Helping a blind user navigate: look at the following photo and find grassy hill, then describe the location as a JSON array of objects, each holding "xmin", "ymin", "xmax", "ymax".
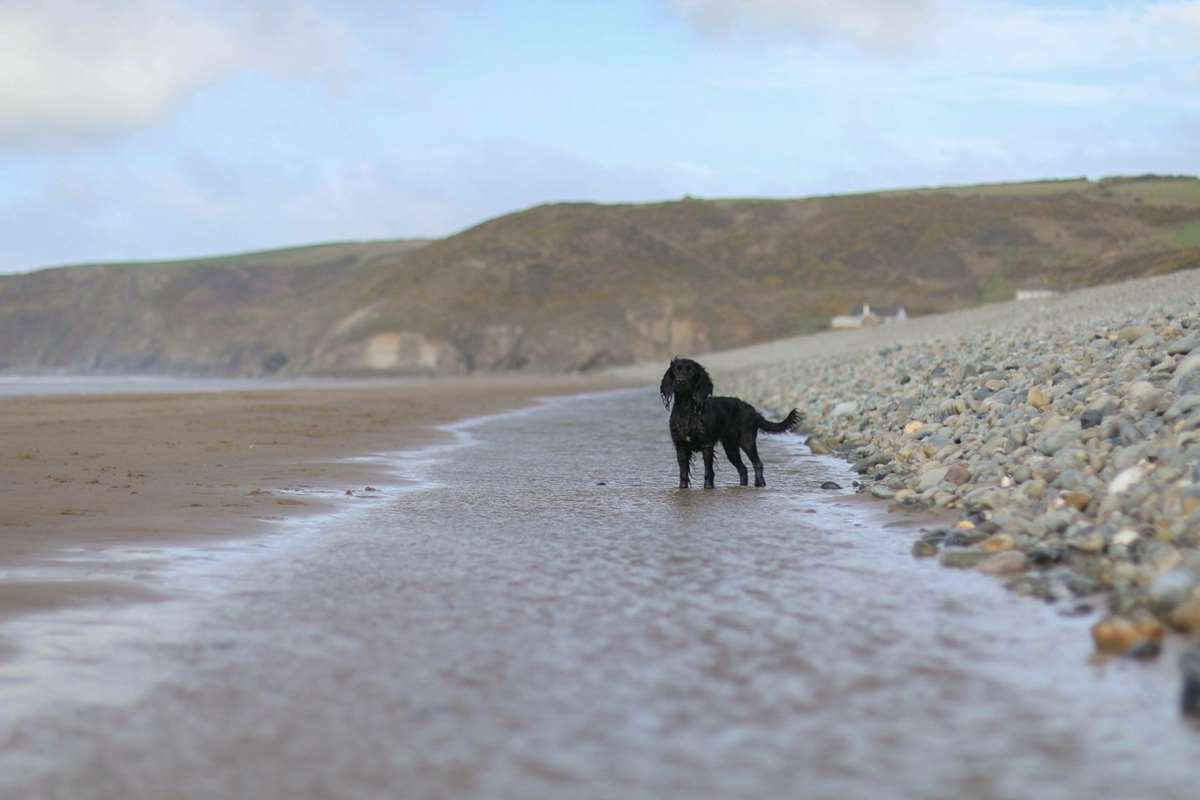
[{"xmin": 2, "ymin": 176, "xmax": 1198, "ymax": 376}]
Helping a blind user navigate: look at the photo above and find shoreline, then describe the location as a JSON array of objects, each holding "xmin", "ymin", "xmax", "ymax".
[
  {"xmin": 0, "ymin": 374, "xmax": 624, "ymax": 625},
  {"xmin": 723, "ymin": 269, "xmax": 1200, "ymax": 671}
]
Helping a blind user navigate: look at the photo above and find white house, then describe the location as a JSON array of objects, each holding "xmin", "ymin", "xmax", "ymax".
[
  {"xmin": 1015, "ymin": 288, "xmax": 1058, "ymax": 301},
  {"xmin": 831, "ymin": 302, "xmax": 908, "ymax": 330}
]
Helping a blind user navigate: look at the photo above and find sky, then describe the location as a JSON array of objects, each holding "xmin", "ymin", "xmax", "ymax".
[{"xmin": 1, "ymin": 0, "xmax": 1198, "ymax": 273}]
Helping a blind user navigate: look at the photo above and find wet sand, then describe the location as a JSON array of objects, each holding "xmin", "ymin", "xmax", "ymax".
[
  {"xmin": 4, "ymin": 388, "xmax": 1196, "ymax": 799},
  {"xmin": 0, "ymin": 375, "xmax": 619, "ymax": 621}
]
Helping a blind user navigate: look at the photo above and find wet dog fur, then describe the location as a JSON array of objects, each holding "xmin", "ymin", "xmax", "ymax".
[{"xmin": 660, "ymin": 357, "xmax": 799, "ymax": 488}]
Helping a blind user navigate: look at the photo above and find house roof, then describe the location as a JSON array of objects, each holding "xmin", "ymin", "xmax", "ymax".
[{"xmin": 851, "ymin": 303, "xmax": 905, "ymax": 317}]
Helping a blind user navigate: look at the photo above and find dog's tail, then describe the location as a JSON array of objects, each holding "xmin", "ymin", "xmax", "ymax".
[{"xmin": 757, "ymin": 408, "xmax": 800, "ymax": 434}]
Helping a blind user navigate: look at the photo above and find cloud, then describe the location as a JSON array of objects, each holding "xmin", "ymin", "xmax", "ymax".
[
  {"xmin": 692, "ymin": 1, "xmax": 1200, "ymax": 117},
  {"xmin": 664, "ymin": 0, "xmax": 936, "ymax": 52},
  {"xmin": 667, "ymin": 1, "xmax": 1200, "ymax": 70},
  {"xmin": 0, "ymin": 0, "xmax": 350, "ymax": 148}
]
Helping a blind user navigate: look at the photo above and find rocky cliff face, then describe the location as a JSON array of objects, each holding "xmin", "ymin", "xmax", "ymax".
[{"xmin": 3, "ymin": 177, "xmax": 1199, "ymax": 377}]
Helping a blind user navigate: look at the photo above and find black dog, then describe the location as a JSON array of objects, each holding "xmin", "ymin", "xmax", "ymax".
[{"xmin": 660, "ymin": 357, "xmax": 799, "ymax": 488}]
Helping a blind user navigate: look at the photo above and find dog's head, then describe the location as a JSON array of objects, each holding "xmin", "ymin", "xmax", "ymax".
[{"xmin": 659, "ymin": 356, "xmax": 713, "ymax": 410}]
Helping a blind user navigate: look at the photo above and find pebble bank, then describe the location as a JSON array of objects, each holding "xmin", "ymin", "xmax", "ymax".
[{"xmin": 727, "ymin": 269, "xmax": 1200, "ymax": 711}]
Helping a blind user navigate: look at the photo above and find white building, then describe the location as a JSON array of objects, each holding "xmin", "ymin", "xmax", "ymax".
[
  {"xmin": 830, "ymin": 302, "xmax": 908, "ymax": 330},
  {"xmin": 1015, "ymin": 289, "xmax": 1058, "ymax": 301}
]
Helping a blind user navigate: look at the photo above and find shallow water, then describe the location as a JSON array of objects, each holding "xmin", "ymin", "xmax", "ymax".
[{"xmin": 1, "ymin": 388, "xmax": 1197, "ymax": 799}]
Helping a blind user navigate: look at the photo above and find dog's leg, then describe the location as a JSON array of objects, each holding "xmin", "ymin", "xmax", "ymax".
[
  {"xmin": 702, "ymin": 446, "xmax": 716, "ymax": 489},
  {"xmin": 744, "ymin": 439, "xmax": 766, "ymax": 488},
  {"xmin": 722, "ymin": 439, "xmax": 749, "ymax": 486},
  {"xmin": 676, "ymin": 445, "xmax": 691, "ymax": 488}
]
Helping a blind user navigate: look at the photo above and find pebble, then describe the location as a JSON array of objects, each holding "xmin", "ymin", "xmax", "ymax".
[
  {"xmin": 1127, "ymin": 381, "xmax": 1162, "ymax": 412},
  {"xmin": 1062, "ymin": 491, "xmax": 1091, "ymax": 511},
  {"xmin": 1090, "ymin": 612, "xmax": 1163, "ymax": 655},
  {"xmin": 1108, "ymin": 466, "xmax": 1145, "ymax": 495},
  {"xmin": 944, "ymin": 463, "xmax": 971, "ymax": 485},
  {"xmin": 1168, "ymin": 599, "xmax": 1200, "ymax": 633},
  {"xmin": 912, "ymin": 539, "xmax": 939, "ymax": 558},
  {"xmin": 806, "ymin": 437, "xmax": 834, "ymax": 455},
  {"xmin": 1066, "ymin": 529, "xmax": 1105, "ymax": 554},
  {"xmin": 1168, "ymin": 335, "xmax": 1199, "ymax": 355},
  {"xmin": 1147, "ymin": 567, "xmax": 1198, "ymax": 612},
  {"xmin": 977, "ymin": 550, "xmax": 1028, "ymax": 574},
  {"xmin": 1027, "ymin": 386, "xmax": 1052, "ymax": 410},
  {"xmin": 917, "ymin": 466, "xmax": 949, "ymax": 491},
  {"xmin": 980, "ymin": 533, "xmax": 1016, "ymax": 552},
  {"xmin": 831, "ymin": 401, "xmax": 859, "ymax": 418},
  {"xmin": 940, "ymin": 548, "xmax": 991, "ymax": 568}
]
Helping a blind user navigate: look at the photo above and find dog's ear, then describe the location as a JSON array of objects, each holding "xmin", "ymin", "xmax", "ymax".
[
  {"xmin": 660, "ymin": 363, "xmax": 675, "ymax": 409},
  {"xmin": 693, "ymin": 363, "xmax": 713, "ymax": 406}
]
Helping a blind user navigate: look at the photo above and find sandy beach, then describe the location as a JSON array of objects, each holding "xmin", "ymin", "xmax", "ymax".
[
  {"xmin": 5, "ymin": 377, "xmax": 1197, "ymax": 799},
  {"xmin": 0, "ymin": 374, "xmax": 619, "ymax": 621}
]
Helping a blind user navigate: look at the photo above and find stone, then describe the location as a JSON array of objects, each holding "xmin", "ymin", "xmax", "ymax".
[
  {"xmin": 1040, "ymin": 509, "xmax": 1074, "ymax": 533},
  {"xmin": 944, "ymin": 529, "xmax": 989, "ymax": 547},
  {"xmin": 1028, "ymin": 544, "xmax": 1065, "ymax": 565},
  {"xmin": 912, "ymin": 539, "xmax": 939, "ymax": 558},
  {"xmin": 869, "ymin": 485, "xmax": 895, "ymax": 499},
  {"xmin": 979, "ymin": 533, "xmax": 1016, "ymax": 552},
  {"xmin": 1038, "ymin": 420, "xmax": 1082, "ymax": 456},
  {"xmin": 1117, "ymin": 324, "xmax": 1153, "ymax": 342},
  {"xmin": 1063, "ymin": 572, "xmax": 1103, "ymax": 597},
  {"xmin": 1127, "ymin": 381, "xmax": 1162, "ymax": 413},
  {"xmin": 1067, "ymin": 529, "xmax": 1105, "ymax": 553},
  {"xmin": 1080, "ymin": 408, "xmax": 1104, "ymax": 429},
  {"xmin": 1090, "ymin": 613, "xmax": 1164, "ymax": 655},
  {"xmin": 1147, "ymin": 566, "xmax": 1199, "ymax": 612},
  {"xmin": 917, "ymin": 466, "xmax": 949, "ymax": 491},
  {"xmin": 1144, "ymin": 543, "xmax": 1183, "ymax": 578},
  {"xmin": 903, "ymin": 420, "xmax": 924, "ymax": 437},
  {"xmin": 1164, "ymin": 393, "xmax": 1200, "ymax": 421},
  {"xmin": 831, "ymin": 401, "xmax": 860, "ymax": 418},
  {"xmin": 1027, "ymin": 385, "xmax": 1052, "ymax": 410},
  {"xmin": 1062, "ymin": 491, "xmax": 1092, "ymax": 511},
  {"xmin": 1169, "ymin": 353, "xmax": 1200, "ymax": 392},
  {"xmin": 1168, "ymin": 599, "xmax": 1200, "ymax": 633},
  {"xmin": 964, "ymin": 486, "xmax": 1010, "ymax": 511},
  {"xmin": 1167, "ymin": 335, "xmax": 1200, "ymax": 355},
  {"xmin": 939, "ymin": 548, "xmax": 991, "ymax": 568},
  {"xmin": 1108, "ymin": 465, "xmax": 1146, "ymax": 494},
  {"xmin": 977, "ymin": 550, "xmax": 1028, "ymax": 574},
  {"xmin": 944, "ymin": 463, "xmax": 972, "ymax": 485},
  {"xmin": 807, "ymin": 437, "xmax": 834, "ymax": 455},
  {"xmin": 1111, "ymin": 528, "xmax": 1140, "ymax": 547}
]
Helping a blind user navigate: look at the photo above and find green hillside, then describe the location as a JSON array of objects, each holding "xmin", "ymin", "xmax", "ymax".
[{"xmin": 1, "ymin": 176, "xmax": 1198, "ymax": 376}]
